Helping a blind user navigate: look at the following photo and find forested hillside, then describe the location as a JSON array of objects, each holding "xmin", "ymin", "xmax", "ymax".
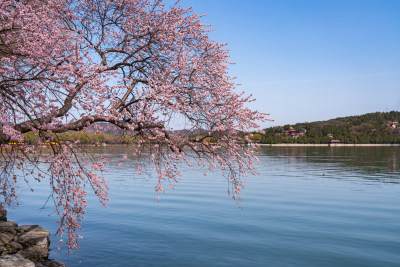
[
  {"xmin": 21, "ymin": 112, "xmax": 400, "ymax": 145},
  {"xmin": 254, "ymin": 111, "xmax": 400, "ymax": 144}
]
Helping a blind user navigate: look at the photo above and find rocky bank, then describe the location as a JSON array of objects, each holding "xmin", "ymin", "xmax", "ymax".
[{"xmin": 0, "ymin": 207, "xmax": 65, "ymax": 267}]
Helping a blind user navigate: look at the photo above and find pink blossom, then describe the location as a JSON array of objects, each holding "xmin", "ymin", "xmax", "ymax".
[{"xmin": 0, "ymin": 0, "xmax": 268, "ymax": 252}]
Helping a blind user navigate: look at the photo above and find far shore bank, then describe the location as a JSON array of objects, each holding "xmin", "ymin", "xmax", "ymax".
[{"xmin": 258, "ymin": 143, "xmax": 400, "ymax": 147}]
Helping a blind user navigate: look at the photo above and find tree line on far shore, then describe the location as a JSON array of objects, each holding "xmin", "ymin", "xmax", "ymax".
[
  {"xmin": 252, "ymin": 111, "xmax": 400, "ymax": 144},
  {"xmin": 23, "ymin": 131, "xmax": 140, "ymax": 145},
  {"xmin": 20, "ymin": 111, "xmax": 400, "ymax": 146}
]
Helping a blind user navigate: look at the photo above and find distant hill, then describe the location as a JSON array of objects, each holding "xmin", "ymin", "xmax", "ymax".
[
  {"xmin": 86, "ymin": 122, "xmax": 124, "ymax": 134},
  {"xmin": 24, "ymin": 123, "xmax": 208, "ymax": 145},
  {"xmin": 253, "ymin": 111, "xmax": 400, "ymax": 144}
]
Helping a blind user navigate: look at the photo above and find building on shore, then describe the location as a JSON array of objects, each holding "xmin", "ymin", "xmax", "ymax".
[{"xmin": 329, "ymin": 140, "xmax": 341, "ymax": 146}]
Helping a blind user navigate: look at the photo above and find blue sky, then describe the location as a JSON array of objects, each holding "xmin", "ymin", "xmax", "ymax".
[{"xmin": 176, "ymin": 0, "xmax": 400, "ymax": 127}]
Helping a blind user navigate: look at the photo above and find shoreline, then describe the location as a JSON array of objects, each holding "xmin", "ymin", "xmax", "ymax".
[
  {"xmin": 258, "ymin": 143, "xmax": 400, "ymax": 147},
  {"xmin": 0, "ymin": 207, "xmax": 65, "ymax": 267}
]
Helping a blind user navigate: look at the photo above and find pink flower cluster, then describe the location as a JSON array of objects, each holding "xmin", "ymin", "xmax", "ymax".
[{"xmin": 0, "ymin": 0, "xmax": 268, "ymax": 251}]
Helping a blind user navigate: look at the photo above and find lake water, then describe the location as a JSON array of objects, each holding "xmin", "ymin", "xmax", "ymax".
[{"xmin": 7, "ymin": 146, "xmax": 400, "ymax": 266}]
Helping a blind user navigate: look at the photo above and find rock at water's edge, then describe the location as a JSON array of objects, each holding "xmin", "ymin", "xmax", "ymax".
[
  {"xmin": 0, "ymin": 222, "xmax": 18, "ymax": 236},
  {"xmin": 0, "ymin": 254, "xmax": 35, "ymax": 267},
  {"xmin": 35, "ymin": 259, "xmax": 66, "ymax": 267},
  {"xmin": 0, "ymin": 212, "xmax": 64, "ymax": 266},
  {"xmin": 0, "ymin": 205, "xmax": 7, "ymax": 222},
  {"xmin": 0, "ymin": 233, "xmax": 14, "ymax": 247},
  {"xmin": 16, "ymin": 225, "xmax": 50, "ymax": 262},
  {"xmin": 3, "ymin": 242, "xmax": 22, "ymax": 255}
]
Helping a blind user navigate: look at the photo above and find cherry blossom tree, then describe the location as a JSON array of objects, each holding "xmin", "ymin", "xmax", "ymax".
[{"xmin": 1, "ymin": 0, "xmax": 267, "ymax": 250}]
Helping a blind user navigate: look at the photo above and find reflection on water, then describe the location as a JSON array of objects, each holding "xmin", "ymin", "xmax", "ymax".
[
  {"xmin": 6, "ymin": 146, "xmax": 400, "ymax": 267},
  {"xmin": 85, "ymin": 145, "xmax": 400, "ymax": 174},
  {"xmin": 257, "ymin": 146, "xmax": 400, "ymax": 183}
]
